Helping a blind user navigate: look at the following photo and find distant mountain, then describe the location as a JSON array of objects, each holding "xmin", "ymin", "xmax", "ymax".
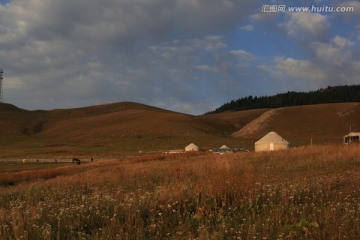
[{"xmin": 208, "ymin": 85, "xmax": 360, "ymax": 113}]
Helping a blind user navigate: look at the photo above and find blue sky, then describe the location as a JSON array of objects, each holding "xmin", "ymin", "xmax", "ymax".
[{"xmin": 0, "ymin": 0, "xmax": 359, "ymax": 114}]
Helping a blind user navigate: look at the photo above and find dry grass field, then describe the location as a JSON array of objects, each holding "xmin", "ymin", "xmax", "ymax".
[{"xmin": 1, "ymin": 145, "xmax": 359, "ymax": 239}]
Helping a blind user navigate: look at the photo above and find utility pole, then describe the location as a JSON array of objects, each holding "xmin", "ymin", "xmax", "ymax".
[{"xmin": 0, "ymin": 68, "xmax": 3, "ymax": 102}]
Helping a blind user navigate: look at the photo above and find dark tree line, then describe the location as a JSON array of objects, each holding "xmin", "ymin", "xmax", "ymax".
[{"xmin": 208, "ymin": 85, "xmax": 360, "ymax": 114}]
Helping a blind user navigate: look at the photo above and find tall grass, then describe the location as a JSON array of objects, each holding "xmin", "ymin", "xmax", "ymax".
[{"xmin": 0, "ymin": 145, "xmax": 359, "ymax": 239}]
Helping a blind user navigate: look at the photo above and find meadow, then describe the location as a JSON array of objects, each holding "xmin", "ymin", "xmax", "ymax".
[{"xmin": 0, "ymin": 145, "xmax": 359, "ymax": 239}]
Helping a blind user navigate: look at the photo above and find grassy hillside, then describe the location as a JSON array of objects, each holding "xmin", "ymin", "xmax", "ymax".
[
  {"xmin": 232, "ymin": 102, "xmax": 360, "ymax": 146},
  {"xmin": 199, "ymin": 108, "xmax": 269, "ymax": 134},
  {"xmin": 0, "ymin": 102, "xmax": 261, "ymax": 158},
  {"xmin": 42, "ymin": 103, "xmax": 224, "ymax": 139},
  {"xmin": 1, "ymin": 145, "xmax": 359, "ymax": 239},
  {"xmin": 0, "ymin": 103, "xmax": 47, "ymax": 136},
  {"xmin": 0, "ymin": 101, "xmax": 359, "ymax": 158}
]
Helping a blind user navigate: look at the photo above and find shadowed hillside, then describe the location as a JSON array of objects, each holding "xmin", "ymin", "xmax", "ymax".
[
  {"xmin": 0, "ymin": 103, "xmax": 48, "ymax": 136},
  {"xmin": 40, "ymin": 102, "xmax": 261, "ymax": 139},
  {"xmin": 0, "ymin": 102, "xmax": 262, "ymax": 157},
  {"xmin": 0, "ymin": 102, "xmax": 218, "ymax": 138}
]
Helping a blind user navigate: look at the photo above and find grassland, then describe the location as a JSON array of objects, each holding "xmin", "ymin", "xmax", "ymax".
[
  {"xmin": 0, "ymin": 161, "xmax": 70, "ymax": 174},
  {"xmin": 2, "ymin": 101, "xmax": 359, "ymax": 158},
  {"xmin": 0, "ymin": 102, "xmax": 263, "ymax": 158},
  {"xmin": 232, "ymin": 103, "xmax": 360, "ymax": 146},
  {"xmin": 0, "ymin": 145, "xmax": 359, "ymax": 239}
]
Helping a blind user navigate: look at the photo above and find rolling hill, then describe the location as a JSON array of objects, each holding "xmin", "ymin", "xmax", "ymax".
[
  {"xmin": 0, "ymin": 101, "xmax": 359, "ymax": 157},
  {"xmin": 0, "ymin": 102, "xmax": 265, "ymax": 157},
  {"xmin": 232, "ymin": 102, "xmax": 360, "ymax": 145}
]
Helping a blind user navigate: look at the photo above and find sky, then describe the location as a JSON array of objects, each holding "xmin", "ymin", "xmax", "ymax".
[{"xmin": 0, "ymin": 0, "xmax": 359, "ymax": 115}]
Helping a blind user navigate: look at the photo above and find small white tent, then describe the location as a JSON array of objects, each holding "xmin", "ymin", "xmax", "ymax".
[
  {"xmin": 344, "ymin": 132, "xmax": 360, "ymax": 144},
  {"xmin": 185, "ymin": 143, "xmax": 199, "ymax": 152},
  {"xmin": 255, "ymin": 132, "xmax": 289, "ymax": 152},
  {"xmin": 220, "ymin": 145, "xmax": 229, "ymax": 149}
]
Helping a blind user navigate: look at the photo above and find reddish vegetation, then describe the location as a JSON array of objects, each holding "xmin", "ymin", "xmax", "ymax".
[{"xmin": 1, "ymin": 145, "xmax": 359, "ymax": 239}]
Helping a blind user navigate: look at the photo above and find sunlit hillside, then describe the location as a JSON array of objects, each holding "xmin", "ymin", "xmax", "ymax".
[{"xmin": 232, "ymin": 102, "xmax": 360, "ymax": 146}]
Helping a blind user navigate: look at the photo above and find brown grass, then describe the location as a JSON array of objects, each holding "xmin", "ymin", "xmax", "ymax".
[
  {"xmin": 1, "ymin": 102, "xmax": 359, "ymax": 158},
  {"xmin": 0, "ymin": 102, "xmax": 261, "ymax": 158},
  {"xmin": 234, "ymin": 102, "xmax": 360, "ymax": 145},
  {"xmin": 0, "ymin": 145, "xmax": 359, "ymax": 239}
]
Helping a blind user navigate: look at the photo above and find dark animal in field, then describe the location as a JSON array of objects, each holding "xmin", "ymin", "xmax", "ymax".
[{"xmin": 72, "ymin": 158, "xmax": 81, "ymax": 165}]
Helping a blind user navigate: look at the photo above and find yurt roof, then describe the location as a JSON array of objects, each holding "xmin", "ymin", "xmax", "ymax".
[
  {"xmin": 220, "ymin": 145, "xmax": 229, "ymax": 149},
  {"xmin": 255, "ymin": 132, "xmax": 289, "ymax": 144},
  {"xmin": 344, "ymin": 132, "xmax": 360, "ymax": 137},
  {"xmin": 186, "ymin": 143, "xmax": 198, "ymax": 148}
]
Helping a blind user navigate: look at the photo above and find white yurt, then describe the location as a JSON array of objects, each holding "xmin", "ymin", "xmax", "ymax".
[
  {"xmin": 255, "ymin": 132, "xmax": 289, "ymax": 152},
  {"xmin": 185, "ymin": 143, "xmax": 199, "ymax": 152}
]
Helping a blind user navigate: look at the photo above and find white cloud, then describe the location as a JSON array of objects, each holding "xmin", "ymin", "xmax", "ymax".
[
  {"xmin": 275, "ymin": 57, "xmax": 326, "ymax": 82},
  {"xmin": 282, "ymin": 12, "xmax": 329, "ymax": 39},
  {"xmin": 333, "ymin": 35, "xmax": 353, "ymax": 48},
  {"xmin": 239, "ymin": 24, "xmax": 253, "ymax": 31},
  {"xmin": 274, "ymin": 35, "xmax": 360, "ymax": 88},
  {"xmin": 202, "ymin": 35, "xmax": 228, "ymax": 51},
  {"xmin": 230, "ymin": 49, "xmax": 255, "ymax": 61}
]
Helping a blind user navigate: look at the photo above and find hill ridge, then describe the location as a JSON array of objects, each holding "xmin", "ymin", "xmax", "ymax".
[
  {"xmin": 209, "ymin": 85, "xmax": 360, "ymax": 113},
  {"xmin": 0, "ymin": 101, "xmax": 359, "ymax": 157}
]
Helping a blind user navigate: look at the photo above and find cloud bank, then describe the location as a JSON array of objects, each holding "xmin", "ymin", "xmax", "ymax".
[{"xmin": 0, "ymin": 0, "xmax": 359, "ymax": 114}]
